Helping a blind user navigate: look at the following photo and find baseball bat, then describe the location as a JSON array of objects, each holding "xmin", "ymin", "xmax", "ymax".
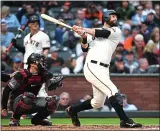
[
  {"xmin": 6, "ymin": 25, "xmax": 27, "ymax": 52},
  {"xmin": 41, "ymin": 14, "xmax": 72, "ymax": 30}
]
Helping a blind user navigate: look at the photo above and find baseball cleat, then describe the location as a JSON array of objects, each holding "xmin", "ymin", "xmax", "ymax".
[
  {"xmin": 31, "ymin": 118, "xmax": 52, "ymax": 126},
  {"xmin": 120, "ymin": 118, "xmax": 142, "ymax": 128},
  {"xmin": 66, "ymin": 106, "xmax": 81, "ymax": 127},
  {"xmin": 39, "ymin": 119, "xmax": 52, "ymax": 126},
  {"xmin": 9, "ymin": 118, "xmax": 20, "ymax": 126}
]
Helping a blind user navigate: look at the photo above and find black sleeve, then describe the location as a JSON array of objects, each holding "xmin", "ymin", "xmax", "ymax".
[
  {"xmin": 95, "ymin": 29, "xmax": 111, "ymax": 38},
  {"xmin": 13, "ymin": 44, "xmax": 25, "ymax": 54},
  {"xmin": 43, "ymin": 47, "xmax": 50, "ymax": 51},
  {"xmin": 81, "ymin": 44, "xmax": 89, "ymax": 52},
  {"xmin": 1, "ymin": 72, "xmax": 10, "ymax": 82},
  {"xmin": 1, "ymin": 85, "xmax": 12, "ymax": 109}
]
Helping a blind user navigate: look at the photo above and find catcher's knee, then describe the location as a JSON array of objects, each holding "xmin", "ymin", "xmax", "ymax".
[
  {"xmin": 13, "ymin": 92, "xmax": 35, "ymax": 113},
  {"xmin": 91, "ymin": 99, "xmax": 104, "ymax": 109},
  {"xmin": 45, "ymin": 95, "xmax": 59, "ymax": 113}
]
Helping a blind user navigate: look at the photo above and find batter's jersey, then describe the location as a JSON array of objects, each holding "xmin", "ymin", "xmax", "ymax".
[
  {"xmin": 86, "ymin": 27, "xmax": 122, "ymax": 64},
  {"xmin": 23, "ymin": 31, "xmax": 50, "ymax": 63}
]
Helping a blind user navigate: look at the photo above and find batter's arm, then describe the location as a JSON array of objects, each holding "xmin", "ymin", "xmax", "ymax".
[
  {"xmin": 72, "ymin": 25, "xmax": 111, "ymax": 38},
  {"xmin": 83, "ymin": 28, "xmax": 111, "ymax": 38},
  {"xmin": 81, "ymin": 33, "xmax": 89, "ymax": 52}
]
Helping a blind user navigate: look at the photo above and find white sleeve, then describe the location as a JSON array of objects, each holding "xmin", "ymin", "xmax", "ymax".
[
  {"xmin": 130, "ymin": 105, "xmax": 138, "ymax": 111},
  {"xmin": 61, "ymin": 67, "xmax": 70, "ymax": 75},
  {"xmin": 42, "ymin": 34, "xmax": 50, "ymax": 48},
  {"xmin": 76, "ymin": 43, "xmax": 83, "ymax": 57},
  {"xmin": 73, "ymin": 56, "xmax": 84, "ymax": 74},
  {"xmin": 23, "ymin": 36, "xmax": 27, "ymax": 46},
  {"xmin": 87, "ymin": 34, "xmax": 93, "ymax": 44},
  {"xmin": 108, "ymin": 27, "xmax": 122, "ymax": 43}
]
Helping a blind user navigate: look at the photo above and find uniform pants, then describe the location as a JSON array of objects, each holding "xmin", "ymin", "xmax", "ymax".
[
  {"xmin": 84, "ymin": 62, "xmax": 118, "ymax": 109},
  {"xmin": 11, "ymin": 95, "xmax": 52, "ymax": 119}
]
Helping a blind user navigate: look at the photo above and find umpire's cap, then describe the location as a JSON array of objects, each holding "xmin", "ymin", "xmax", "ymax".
[
  {"xmin": 28, "ymin": 14, "xmax": 40, "ymax": 25},
  {"xmin": 102, "ymin": 10, "xmax": 119, "ymax": 23}
]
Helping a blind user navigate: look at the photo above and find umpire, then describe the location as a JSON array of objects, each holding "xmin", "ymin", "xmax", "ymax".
[
  {"xmin": 1, "ymin": 53, "xmax": 63, "ymax": 126},
  {"xmin": 66, "ymin": 10, "xmax": 142, "ymax": 128}
]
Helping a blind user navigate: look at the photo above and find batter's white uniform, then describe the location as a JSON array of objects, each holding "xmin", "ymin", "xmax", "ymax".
[
  {"xmin": 83, "ymin": 27, "xmax": 122, "ymax": 109},
  {"xmin": 23, "ymin": 30, "xmax": 50, "ymax": 97}
]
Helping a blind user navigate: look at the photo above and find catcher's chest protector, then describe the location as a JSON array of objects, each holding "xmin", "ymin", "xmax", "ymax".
[{"xmin": 19, "ymin": 69, "xmax": 44, "ymax": 94}]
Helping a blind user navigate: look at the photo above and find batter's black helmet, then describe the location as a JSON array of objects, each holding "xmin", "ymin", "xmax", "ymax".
[
  {"xmin": 102, "ymin": 10, "xmax": 119, "ymax": 24},
  {"xmin": 27, "ymin": 53, "xmax": 47, "ymax": 70},
  {"xmin": 28, "ymin": 14, "xmax": 40, "ymax": 25}
]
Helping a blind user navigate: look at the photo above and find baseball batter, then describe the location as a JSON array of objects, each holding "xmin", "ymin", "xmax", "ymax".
[{"xmin": 66, "ymin": 10, "xmax": 142, "ymax": 128}]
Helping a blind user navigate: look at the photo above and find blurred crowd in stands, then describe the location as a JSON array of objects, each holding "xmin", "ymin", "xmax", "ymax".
[{"xmin": 1, "ymin": 1, "xmax": 160, "ymax": 75}]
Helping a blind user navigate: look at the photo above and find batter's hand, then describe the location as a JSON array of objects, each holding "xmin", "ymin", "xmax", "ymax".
[
  {"xmin": 81, "ymin": 32, "xmax": 87, "ymax": 38},
  {"xmin": 1, "ymin": 109, "xmax": 8, "ymax": 116},
  {"xmin": 72, "ymin": 25, "xmax": 85, "ymax": 36},
  {"xmin": 72, "ymin": 25, "xmax": 79, "ymax": 32}
]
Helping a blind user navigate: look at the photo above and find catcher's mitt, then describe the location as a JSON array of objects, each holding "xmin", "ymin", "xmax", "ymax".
[{"xmin": 46, "ymin": 75, "xmax": 63, "ymax": 91}]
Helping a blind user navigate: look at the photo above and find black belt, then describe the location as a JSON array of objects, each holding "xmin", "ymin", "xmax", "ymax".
[{"xmin": 90, "ymin": 60, "xmax": 109, "ymax": 68}]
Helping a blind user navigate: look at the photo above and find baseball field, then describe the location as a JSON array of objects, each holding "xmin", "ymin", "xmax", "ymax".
[{"xmin": 1, "ymin": 118, "xmax": 160, "ymax": 131}]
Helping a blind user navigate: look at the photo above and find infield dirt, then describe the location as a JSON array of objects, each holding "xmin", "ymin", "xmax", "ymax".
[{"xmin": 1, "ymin": 125, "xmax": 160, "ymax": 131}]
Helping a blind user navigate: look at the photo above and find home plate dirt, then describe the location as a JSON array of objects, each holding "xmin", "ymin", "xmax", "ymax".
[{"xmin": 2, "ymin": 125, "xmax": 159, "ymax": 131}]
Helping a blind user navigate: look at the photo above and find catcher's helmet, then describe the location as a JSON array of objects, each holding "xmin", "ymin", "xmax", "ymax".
[
  {"xmin": 27, "ymin": 53, "xmax": 47, "ymax": 70},
  {"xmin": 28, "ymin": 14, "xmax": 40, "ymax": 24},
  {"xmin": 102, "ymin": 10, "xmax": 119, "ymax": 24}
]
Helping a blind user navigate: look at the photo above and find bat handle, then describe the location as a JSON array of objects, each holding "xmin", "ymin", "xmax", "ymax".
[
  {"xmin": 6, "ymin": 33, "xmax": 20, "ymax": 53},
  {"xmin": 6, "ymin": 42, "xmax": 14, "ymax": 52}
]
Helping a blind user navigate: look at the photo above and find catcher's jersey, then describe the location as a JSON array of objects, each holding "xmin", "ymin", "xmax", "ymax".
[
  {"xmin": 86, "ymin": 27, "xmax": 122, "ymax": 64},
  {"xmin": 23, "ymin": 31, "xmax": 50, "ymax": 63}
]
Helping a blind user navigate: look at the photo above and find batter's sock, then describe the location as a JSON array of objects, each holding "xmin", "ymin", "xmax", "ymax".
[
  {"xmin": 109, "ymin": 95, "xmax": 129, "ymax": 121},
  {"xmin": 71, "ymin": 100, "xmax": 93, "ymax": 114}
]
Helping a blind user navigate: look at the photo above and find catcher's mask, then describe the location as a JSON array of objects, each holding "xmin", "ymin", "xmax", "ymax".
[{"xmin": 27, "ymin": 53, "xmax": 47, "ymax": 72}]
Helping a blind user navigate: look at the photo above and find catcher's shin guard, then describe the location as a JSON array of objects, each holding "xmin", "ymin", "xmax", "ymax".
[
  {"xmin": 13, "ymin": 92, "xmax": 35, "ymax": 119},
  {"xmin": 45, "ymin": 95, "xmax": 59, "ymax": 113}
]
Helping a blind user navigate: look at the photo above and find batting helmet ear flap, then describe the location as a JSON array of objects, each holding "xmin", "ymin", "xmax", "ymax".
[{"xmin": 102, "ymin": 11, "xmax": 111, "ymax": 24}]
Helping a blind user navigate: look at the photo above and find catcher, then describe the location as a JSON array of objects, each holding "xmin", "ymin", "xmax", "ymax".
[{"xmin": 1, "ymin": 53, "xmax": 63, "ymax": 126}]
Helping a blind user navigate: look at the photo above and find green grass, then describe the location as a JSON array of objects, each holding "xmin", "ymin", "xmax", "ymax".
[{"xmin": 1, "ymin": 118, "xmax": 159, "ymax": 125}]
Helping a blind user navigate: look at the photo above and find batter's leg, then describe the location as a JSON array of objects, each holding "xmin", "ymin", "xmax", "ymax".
[
  {"xmin": 84, "ymin": 64, "xmax": 142, "ymax": 128},
  {"xmin": 66, "ymin": 85, "xmax": 106, "ymax": 127}
]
